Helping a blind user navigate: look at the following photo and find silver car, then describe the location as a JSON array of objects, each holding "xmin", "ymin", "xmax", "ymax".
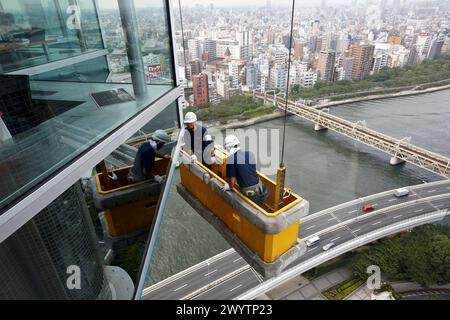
[{"xmin": 322, "ymin": 242, "xmax": 335, "ymax": 251}]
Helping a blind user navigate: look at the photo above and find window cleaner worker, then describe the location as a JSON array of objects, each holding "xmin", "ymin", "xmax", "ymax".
[
  {"xmin": 127, "ymin": 129, "xmax": 171, "ymax": 184},
  {"xmin": 182, "ymin": 112, "xmax": 213, "ymax": 165},
  {"xmin": 221, "ymin": 135, "xmax": 269, "ymax": 207}
]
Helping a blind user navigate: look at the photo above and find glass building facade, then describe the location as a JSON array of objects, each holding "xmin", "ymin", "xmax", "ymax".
[
  {"xmin": 0, "ymin": 0, "xmax": 177, "ymax": 212},
  {"xmin": 0, "ymin": 0, "xmax": 183, "ymax": 300}
]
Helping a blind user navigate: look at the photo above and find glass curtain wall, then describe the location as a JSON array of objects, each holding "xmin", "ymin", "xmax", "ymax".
[{"xmin": 0, "ymin": 0, "xmax": 176, "ymax": 214}]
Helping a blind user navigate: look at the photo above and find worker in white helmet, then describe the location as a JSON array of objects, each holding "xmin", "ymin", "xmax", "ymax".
[
  {"xmin": 182, "ymin": 112, "xmax": 214, "ymax": 166},
  {"xmin": 221, "ymin": 135, "xmax": 268, "ymax": 206},
  {"xmin": 127, "ymin": 129, "xmax": 171, "ymax": 184}
]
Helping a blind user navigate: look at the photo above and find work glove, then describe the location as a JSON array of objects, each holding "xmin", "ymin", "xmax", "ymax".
[
  {"xmin": 190, "ymin": 154, "xmax": 198, "ymax": 163},
  {"xmin": 221, "ymin": 183, "xmax": 230, "ymax": 192},
  {"xmin": 108, "ymin": 172, "xmax": 118, "ymax": 180},
  {"xmin": 154, "ymin": 175, "xmax": 163, "ymax": 184}
]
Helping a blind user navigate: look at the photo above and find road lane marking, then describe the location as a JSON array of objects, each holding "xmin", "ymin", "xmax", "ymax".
[
  {"xmin": 349, "ymin": 210, "xmax": 357, "ymax": 213},
  {"xmin": 306, "ymin": 225, "xmax": 316, "ymax": 230},
  {"xmin": 388, "ymin": 199, "xmax": 397, "ymax": 202},
  {"xmin": 233, "ymin": 257, "xmax": 242, "ymax": 263},
  {"xmin": 353, "ymin": 229, "xmax": 361, "ymax": 233},
  {"xmin": 393, "ymin": 215, "xmax": 403, "ymax": 219},
  {"xmin": 230, "ymin": 284, "xmax": 243, "ymax": 292},
  {"xmin": 372, "ymin": 221, "xmax": 382, "ymax": 226},
  {"xmin": 328, "ymin": 217, "xmax": 337, "ymax": 222},
  {"xmin": 373, "ymin": 203, "xmax": 379, "ymax": 206},
  {"xmin": 428, "ymin": 189, "xmax": 436, "ymax": 193},
  {"xmin": 331, "ymin": 237, "xmax": 341, "ymax": 242},
  {"xmin": 414, "ymin": 209, "xmax": 424, "ymax": 213},
  {"xmin": 173, "ymin": 284, "xmax": 188, "ymax": 292},
  {"xmin": 204, "ymin": 269, "xmax": 218, "ymax": 277},
  {"xmin": 309, "ymin": 247, "xmax": 318, "ymax": 252}
]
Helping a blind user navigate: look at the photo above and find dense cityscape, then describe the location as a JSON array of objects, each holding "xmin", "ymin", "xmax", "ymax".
[
  {"xmin": 2, "ymin": 0, "xmax": 450, "ymax": 303},
  {"xmin": 174, "ymin": 0, "xmax": 450, "ymax": 107}
]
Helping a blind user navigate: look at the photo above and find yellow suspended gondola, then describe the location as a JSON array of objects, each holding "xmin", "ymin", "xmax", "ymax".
[{"xmin": 177, "ymin": 147, "xmax": 309, "ymax": 278}]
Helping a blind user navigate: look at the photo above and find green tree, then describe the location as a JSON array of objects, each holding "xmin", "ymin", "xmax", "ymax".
[
  {"xmin": 290, "ymin": 84, "xmax": 300, "ymax": 95},
  {"xmin": 427, "ymin": 234, "xmax": 450, "ymax": 285}
]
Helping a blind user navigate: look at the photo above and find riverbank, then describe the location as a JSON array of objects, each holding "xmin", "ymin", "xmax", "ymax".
[
  {"xmin": 206, "ymin": 81, "xmax": 450, "ymax": 131},
  {"xmin": 203, "ymin": 109, "xmax": 286, "ymax": 132},
  {"xmin": 314, "ymin": 82, "xmax": 450, "ymax": 109}
]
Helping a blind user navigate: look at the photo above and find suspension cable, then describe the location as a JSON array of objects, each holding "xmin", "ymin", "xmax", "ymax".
[{"xmin": 281, "ymin": 0, "xmax": 296, "ymax": 167}]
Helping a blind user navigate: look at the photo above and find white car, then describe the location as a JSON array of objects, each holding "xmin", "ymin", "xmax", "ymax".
[
  {"xmin": 305, "ymin": 235, "xmax": 321, "ymax": 247},
  {"xmin": 322, "ymin": 242, "xmax": 335, "ymax": 251},
  {"xmin": 394, "ymin": 188, "xmax": 409, "ymax": 197}
]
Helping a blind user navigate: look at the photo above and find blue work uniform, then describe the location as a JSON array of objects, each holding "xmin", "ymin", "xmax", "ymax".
[
  {"xmin": 226, "ymin": 150, "xmax": 268, "ymax": 206},
  {"xmin": 130, "ymin": 141, "xmax": 157, "ymax": 181},
  {"xmin": 184, "ymin": 125, "xmax": 213, "ymax": 164}
]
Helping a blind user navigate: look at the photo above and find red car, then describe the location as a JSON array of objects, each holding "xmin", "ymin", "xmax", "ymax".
[{"xmin": 362, "ymin": 204, "xmax": 375, "ymax": 213}]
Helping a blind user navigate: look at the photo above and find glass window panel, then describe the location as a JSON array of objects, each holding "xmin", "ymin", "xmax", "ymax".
[
  {"xmin": 0, "ymin": 0, "xmax": 105, "ymax": 72},
  {"xmin": 0, "ymin": 0, "xmax": 177, "ymax": 213}
]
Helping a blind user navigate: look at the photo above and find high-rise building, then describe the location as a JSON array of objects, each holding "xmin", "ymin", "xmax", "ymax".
[
  {"xmin": 216, "ymin": 40, "xmax": 241, "ymax": 59},
  {"xmin": 428, "ymin": 34, "xmax": 445, "ymax": 60},
  {"xmin": 349, "ymin": 44, "xmax": 375, "ymax": 81},
  {"xmin": 318, "ymin": 50, "xmax": 336, "ymax": 82},
  {"xmin": 315, "ymin": 37, "xmax": 323, "ymax": 54},
  {"xmin": 193, "ymin": 73, "xmax": 209, "ymax": 107},
  {"xmin": 237, "ymin": 31, "xmax": 251, "ymax": 61},
  {"xmin": 372, "ymin": 51, "xmax": 389, "ymax": 73},
  {"xmin": 203, "ymin": 39, "xmax": 217, "ymax": 62},
  {"xmin": 274, "ymin": 50, "xmax": 287, "ymax": 66},
  {"xmin": 415, "ymin": 32, "xmax": 433, "ymax": 59},
  {"xmin": 229, "ymin": 61, "xmax": 239, "ymax": 88},
  {"xmin": 341, "ymin": 57, "xmax": 354, "ymax": 81},
  {"xmin": 270, "ymin": 64, "xmax": 287, "ymax": 91},
  {"xmin": 188, "ymin": 59, "xmax": 202, "ymax": 80},
  {"xmin": 294, "ymin": 40, "xmax": 305, "ymax": 60},
  {"xmin": 0, "ymin": 183, "xmax": 110, "ymax": 299},
  {"xmin": 188, "ymin": 38, "xmax": 201, "ymax": 61},
  {"xmin": 246, "ymin": 63, "xmax": 260, "ymax": 89}
]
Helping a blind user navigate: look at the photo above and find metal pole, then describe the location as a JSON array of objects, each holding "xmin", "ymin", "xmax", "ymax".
[
  {"xmin": 118, "ymin": 0, "xmax": 148, "ymax": 96},
  {"xmin": 98, "ymin": 160, "xmax": 112, "ymax": 191}
]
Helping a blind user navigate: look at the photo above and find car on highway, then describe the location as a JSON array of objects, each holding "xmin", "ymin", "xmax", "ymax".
[
  {"xmin": 394, "ymin": 188, "xmax": 409, "ymax": 197},
  {"xmin": 362, "ymin": 204, "xmax": 375, "ymax": 213},
  {"xmin": 322, "ymin": 242, "xmax": 335, "ymax": 251},
  {"xmin": 305, "ymin": 235, "xmax": 321, "ymax": 247}
]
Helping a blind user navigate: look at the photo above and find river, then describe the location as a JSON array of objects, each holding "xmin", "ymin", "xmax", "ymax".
[{"xmin": 145, "ymin": 89, "xmax": 450, "ymax": 286}]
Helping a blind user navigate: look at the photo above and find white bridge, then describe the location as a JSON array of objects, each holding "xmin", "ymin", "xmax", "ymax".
[{"xmin": 251, "ymin": 91, "xmax": 450, "ymax": 179}]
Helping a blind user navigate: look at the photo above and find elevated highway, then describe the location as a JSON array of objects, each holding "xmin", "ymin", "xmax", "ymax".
[{"xmin": 143, "ymin": 180, "xmax": 450, "ymax": 300}]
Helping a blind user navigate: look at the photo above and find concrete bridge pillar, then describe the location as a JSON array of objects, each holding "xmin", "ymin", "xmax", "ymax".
[
  {"xmin": 314, "ymin": 123, "xmax": 328, "ymax": 131},
  {"xmin": 390, "ymin": 156, "xmax": 405, "ymax": 166}
]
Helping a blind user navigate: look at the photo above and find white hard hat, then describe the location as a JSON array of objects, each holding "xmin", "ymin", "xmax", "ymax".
[
  {"xmin": 204, "ymin": 134, "xmax": 213, "ymax": 142},
  {"xmin": 184, "ymin": 112, "xmax": 197, "ymax": 124},
  {"xmin": 224, "ymin": 135, "xmax": 240, "ymax": 151},
  {"xmin": 151, "ymin": 129, "xmax": 171, "ymax": 144}
]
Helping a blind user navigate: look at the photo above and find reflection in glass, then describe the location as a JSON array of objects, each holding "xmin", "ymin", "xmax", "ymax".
[{"xmin": 0, "ymin": 0, "xmax": 176, "ymax": 213}]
